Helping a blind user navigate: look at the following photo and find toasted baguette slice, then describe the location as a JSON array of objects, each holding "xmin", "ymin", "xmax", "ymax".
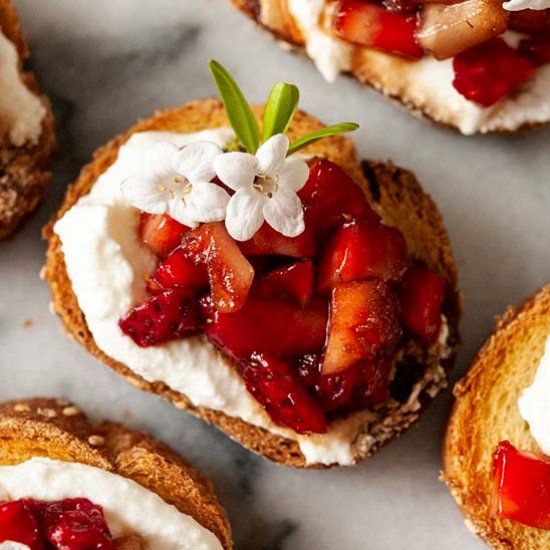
[
  {"xmin": 44, "ymin": 98, "xmax": 461, "ymax": 467},
  {"xmin": 0, "ymin": 397, "xmax": 232, "ymax": 549},
  {"xmin": 443, "ymin": 285, "xmax": 550, "ymax": 549},
  {"xmin": 0, "ymin": 0, "xmax": 55, "ymax": 240},
  {"xmin": 229, "ymin": 0, "xmax": 548, "ymax": 135}
]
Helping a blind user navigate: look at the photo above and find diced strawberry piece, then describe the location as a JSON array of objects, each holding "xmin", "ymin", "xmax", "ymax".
[
  {"xmin": 316, "ymin": 363, "xmax": 362, "ymax": 412},
  {"xmin": 452, "ymin": 38, "xmax": 536, "ymax": 107},
  {"xmin": 255, "ymin": 261, "xmax": 314, "ymax": 306},
  {"xmin": 509, "ymin": 8, "xmax": 550, "ymax": 33},
  {"xmin": 202, "ymin": 296, "xmax": 329, "ymax": 360},
  {"xmin": 334, "ymin": 0, "xmax": 423, "ymax": 59},
  {"xmin": 243, "ymin": 353, "xmax": 327, "ymax": 434},
  {"xmin": 322, "ymin": 281, "xmax": 401, "ymax": 375},
  {"xmin": 493, "ymin": 441, "xmax": 550, "ymax": 530},
  {"xmin": 0, "ymin": 500, "xmax": 42, "ymax": 549},
  {"xmin": 350, "ymin": 358, "xmax": 392, "ymax": 409},
  {"xmin": 149, "ymin": 247, "xmax": 208, "ymax": 293},
  {"xmin": 139, "ymin": 213, "xmax": 190, "ymax": 258},
  {"xmin": 299, "ymin": 160, "xmax": 379, "ymax": 235},
  {"xmin": 399, "ymin": 265, "xmax": 445, "ymax": 342},
  {"xmin": 519, "ymin": 35, "xmax": 550, "ymax": 67},
  {"xmin": 239, "ymin": 222, "xmax": 316, "ymax": 258},
  {"xmin": 185, "ymin": 223, "xmax": 254, "ymax": 313},
  {"xmin": 317, "ymin": 220, "xmax": 409, "ymax": 293},
  {"xmin": 119, "ymin": 288, "xmax": 200, "ymax": 347},
  {"xmin": 42, "ymin": 498, "xmax": 114, "ymax": 550}
]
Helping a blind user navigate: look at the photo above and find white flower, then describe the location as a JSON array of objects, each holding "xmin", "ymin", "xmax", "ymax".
[
  {"xmin": 214, "ymin": 134, "xmax": 309, "ymax": 241},
  {"xmin": 121, "ymin": 141, "xmax": 230, "ymax": 228}
]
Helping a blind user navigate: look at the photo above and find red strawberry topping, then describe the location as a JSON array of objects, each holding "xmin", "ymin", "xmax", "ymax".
[
  {"xmin": 0, "ymin": 499, "xmax": 42, "ymax": 549},
  {"xmin": 149, "ymin": 247, "xmax": 208, "ymax": 293},
  {"xmin": 519, "ymin": 34, "xmax": 550, "ymax": 67},
  {"xmin": 139, "ymin": 213, "xmax": 190, "ymax": 258},
  {"xmin": 254, "ymin": 261, "xmax": 314, "ymax": 306}
]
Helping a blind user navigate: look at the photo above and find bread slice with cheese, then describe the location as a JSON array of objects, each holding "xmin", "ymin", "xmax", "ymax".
[
  {"xmin": 0, "ymin": 0, "xmax": 55, "ymax": 240},
  {"xmin": 43, "ymin": 98, "xmax": 461, "ymax": 468},
  {"xmin": 443, "ymin": 285, "xmax": 550, "ymax": 549},
  {"xmin": 0, "ymin": 396, "xmax": 232, "ymax": 549},
  {"xmin": 229, "ymin": 0, "xmax": 549, "ymax": 134}
]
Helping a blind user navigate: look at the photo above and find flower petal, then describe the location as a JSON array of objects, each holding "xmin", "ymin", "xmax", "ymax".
[
  {"xmin": 214, "ymin": 152, "xmax": 258, "ymax": 191},
  {"xmin": 256, "ymin": 134, "xmax": 289, "ymax": 176},
  {"xmin": 175, "ymin": 141, "xmax": 221, "ymax": 183},
  {"xmin": 263, "ymin": 188, "xmax": 305, "ymax": 238},
  {"xmin": 279, "ymin": 157, "xmax": 310, "ymax": 192},
  {"xmin": 186, "ymin": 181, "xmax": 230, "ymax": 223},
  {"xmin": 121, "ymin": 174, "xmax": 168, "ymax": 215},
  {"xmin": 225, "ymin": 188, "xmax": 265, "ymax": 241},
  {"xmin": 150, "ymin": 142, "xmax": 181, "ymax": 176},
  {"xmin": 166, "ymin": 189, "xmax": 200, "ymax": 228}
]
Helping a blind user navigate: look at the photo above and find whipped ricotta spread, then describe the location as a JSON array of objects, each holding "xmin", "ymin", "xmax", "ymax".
[
  {"xmin": 503, "ymin": 0, "xmax": 550, "ymax": 10},
  {"xmin": 285, "ymin": 1, "xmax": 550, "ymax": 134},
  {"xmin": 518, "ymin": 335, "xmax": 550, "ymax": 455},
  {"xmin": 0, "ymin": 458, "xmax": 222, "ymax": 550},
  {"xmin": 0, "ymin": 29, "xmax": 46, "ymax": 146}
]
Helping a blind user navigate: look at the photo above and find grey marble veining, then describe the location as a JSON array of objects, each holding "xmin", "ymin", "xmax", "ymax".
[{"xmin": 0, "ymin": 1, "xmax": 548, "ymax": 548}]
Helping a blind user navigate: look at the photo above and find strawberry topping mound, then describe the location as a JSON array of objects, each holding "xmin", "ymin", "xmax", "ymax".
[{"xmin": 120, "ymin": 160, "xmax": 448, "ymax": 435}]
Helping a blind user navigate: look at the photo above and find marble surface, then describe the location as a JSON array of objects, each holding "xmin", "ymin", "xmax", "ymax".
[{"xmin": 0, "ymin": 0, "xmax": 549, "ymax": 548}]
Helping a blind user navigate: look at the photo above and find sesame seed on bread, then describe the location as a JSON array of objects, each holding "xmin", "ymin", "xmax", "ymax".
[
  {"xmin": 43, "ymin": 98, "xmax": 461, "ymax": 467},
  {"xmin": 0, "ymin": 397, "xmax": 233, "ymax": 549}
]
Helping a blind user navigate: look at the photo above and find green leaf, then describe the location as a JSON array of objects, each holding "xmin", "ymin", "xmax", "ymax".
[
  {"xmin": 262, "ymin": 82, "xmax": 300, "ymax": 142},
  {"xmin": 208, "ymin": 60, "xmax": 260, "ymax": 154},
  {"xmin": 287, "ymin": 122, "xmax": 360, "ymax": 156}
]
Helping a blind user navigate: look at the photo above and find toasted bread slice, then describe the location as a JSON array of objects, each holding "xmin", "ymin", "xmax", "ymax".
[
  {"xmin": 43, "ymin": 98, "xmax": 461, "ymax": 467},
  {"xmin": 229, "ymin": 0, "xmax": 549, "ymax": 135},
  {"xmin": 443, "ymin": 285, "xmax": 550, "ymax": 549},
  {"xmin": 0, "ymin": 397, "xmax": 232, "ymax": 549},
  {"xmin": 0, "ymin": 0, "xmax": 55, "ymax": 240}
]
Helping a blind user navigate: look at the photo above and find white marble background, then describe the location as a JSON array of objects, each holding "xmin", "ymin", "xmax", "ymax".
[{"xmin": 0, "ymin": 0, "xmax": 549, "ymax": 548}]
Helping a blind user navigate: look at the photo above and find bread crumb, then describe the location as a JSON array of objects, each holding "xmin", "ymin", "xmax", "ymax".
[
  {"xmin": 37, "ymin": 407, "xmax": 57, "ymax": 418},
  {"xmin": 62, "ymin": 405, "xmax": 80, "ymax": 417},
  {"xmin": 13, "ymin": 403, "xmax": 30, "ymax": 412},
  {"xmin": 88, "ymin": 435, "xmax": 105, "ymax": 447}
]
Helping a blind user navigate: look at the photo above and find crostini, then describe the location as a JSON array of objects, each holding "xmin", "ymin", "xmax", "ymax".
[
  {"xmin": 44, "ymin": 61, "xmax": 461, "ymax": 468},
  {"xmin": 0, "ymin": 397, "xmax": 232, "ymax": 549},
  {"xmin": 230, "ymin": 0, "xmax": 550, "ymax": 135},
  {"xmin": 444, "ymin": 285, "xmax": 550, "ymax": 549},
  {"xmin": 0, "ymin": 0, "xmax": 54, "ymax": 240}
]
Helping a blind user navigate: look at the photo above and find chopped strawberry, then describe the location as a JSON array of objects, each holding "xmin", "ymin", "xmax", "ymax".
[
  {"xmin": 255, "ymin": 261, "xmax": 314, "ymax": 306},
  {"xmin": 519, "ymin": 35, "xmax": 550, "ymax": 67},
  {"xmin": 399, "ymin": 265, "xmax": 445, "ymax": 342},
  {"xmin": 322, "ymin": 281, "xmax": 401, "ymax": 375},
  {"xmin": 186, "ymin": 222, "xmax": 254, "ymax": 313},
  {"xmin": 139, "ymin": 213, "xmax": 190, "ymax": 258},
  {"xmin": 202, "ymin": 296, "xmax": 329, "ymax": 359},
  {"xmin": 243, "ymin": 353, "xmax": 327, "ymax": 434},
  {"xmin": 350, "ymin": 358, "xmax": 392, "ymax": 408},
  {"xmin": 453, "ymin": 38, "xmax": 536, "ymax": 107},
  {"xmin": 334, "ymin": 0, "xmax": 423, "ymax": 59},
  {"xmin": 119, "ymin": 288, "xmax": 200, "ymax": 347},
  {"xmin": 149, "ymin": 247, "xmax": 208, "ymax": 293},
  {"xmin": 299, "ymin": 160, "xmax": 379, "ymax": 235},
  {"xmin": 509, "ymin": 8, "xmax": 550, "ymax": 33},
  {"xmin": 239, "ymin": 222, "xmax": 316, "ymax": 258},
  {"xmin": 317, "ymin": 220, "xmax": 409, "ymax": 293},
  {"xmin": 316, "ymin": 363, "xmax": 362, "ymax": 411},
  {"xmin": 493, "ymin": 441, "xmax": 550, "ymax": 530},
  {"xmin": 0, "ymin": 500, "xmax": 42, "ymax": 549},
  {"xmin": 42, "ymin": 498, "xmax": 114, "ymax": 550}
]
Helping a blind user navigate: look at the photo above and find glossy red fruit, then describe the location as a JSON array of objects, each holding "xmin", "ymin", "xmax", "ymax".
[
  {"xmin": 203, "ymin": 296, "xmax": 329, "ymax": 360},
  {"xmin": 493, "ymin": 441, "xmax": 550, "ymax": 530},
  {"xmin": 298, "ymin": 160, "xmax": 379, "ymax": 235},
  {"xmin": 350, "ymin": 358, "xmax": 392, "ymax": 409},
  {"xmin": 119, "ymin": 288, "xmax": 200, "ymax": 347},
  {"xmin": 322, "ymin": 281, "xmax": 402, "ymax": 375},
  {"xmin": 239, "ymin": 222, "xmax": 316, "ymax": 258},
  {"xmin": 334, "ymin": 0, "xmax": 423, "ymax": 58},
  {"xmin": 255, "ymin": 261, "xmax": 314, "ymax": 306},
  {"xmin": 509, "ymin": 8, "xmax": 550, "ymax": 33},
  {"xmin": 316, "ymin": 363, "xmax": 362, "ymax": 411},
  {"xmin": 519, "ymin": 35, "xmax": 550, "ymax": 67},
  {"xmin": 185, "ymin": 223, "xmax": 254, "ymax": 313},
  {"xmin": 243, "ymin": 353, "xmax": 327, "ymax": 434},
  {"xmin": 139, "ymin": 213, "xmax": 190, "ymax": 258},
  {"xmin": 453, "ymin": 38, "xmax": 536, "ymax": 107},
  {"xmin": 0, "ymin": 499, "xmax": 42, "ymax": 549},
  {"xmin": 150, "ymin": 247, "xmax": 208, "ymax": 293},
  {"xmin": 42, "ymin": 498, "xmax": 114, "ymax": 550},
  {"xmin": 317, "ymin": 221, "xmax": 409, "ymax": 293},
  {"xmin": 399, "ymin": 265, "xmax": 445, "ymax": 342}
]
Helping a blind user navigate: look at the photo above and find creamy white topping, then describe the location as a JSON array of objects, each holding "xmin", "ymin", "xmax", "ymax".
[
  {"xmin": 518, "ymin": 335, "xmax": 550, "ymax": 455},
  {"xmin": 0, "ymin": 458, "xmax": 222, "ymax": 550},
  {"xmin": 503, "ymin": 0, "xmax": 550, "ymax": 10},
  {"xmin": 0, "ymin": 543, "xmax": 30, "ymax": 550},
  {"xmin": 285, "ymin": 1, "xmax": 550, "ymax": 134},
  {"xmin": 0, "ymin": 29, "xmax": 46, "ymax": 146}
]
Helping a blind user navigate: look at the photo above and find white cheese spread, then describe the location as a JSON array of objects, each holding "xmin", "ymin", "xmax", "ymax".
[{"xmin": 503, "ymin": 0, "xmax": 550, "ymax": 10}]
